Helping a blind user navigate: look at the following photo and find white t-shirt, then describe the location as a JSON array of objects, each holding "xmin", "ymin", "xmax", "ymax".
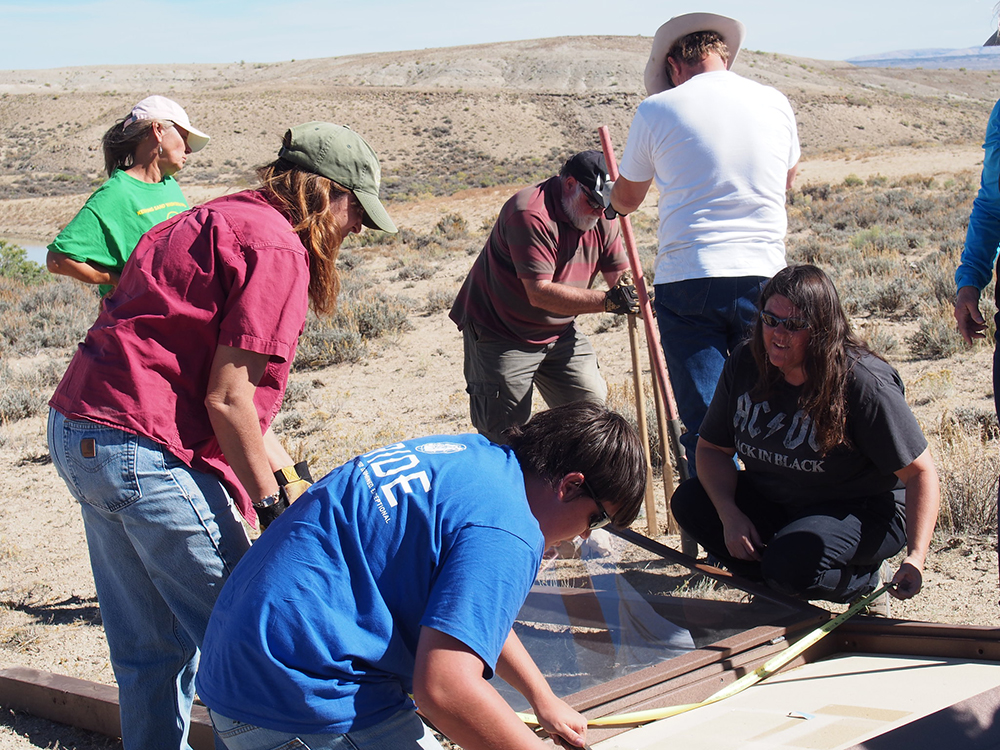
[{"xmin": 618, "ymin": 70, "xmax": 800, "ymax": 284}]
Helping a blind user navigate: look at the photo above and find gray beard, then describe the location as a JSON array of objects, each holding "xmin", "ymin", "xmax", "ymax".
[{"xmin": 561, "ymin": 185, "xmax": 600, "ymax": 232}]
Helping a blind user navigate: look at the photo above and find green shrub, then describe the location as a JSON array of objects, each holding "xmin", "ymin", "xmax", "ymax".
[
  {"xmin": 394, "ymin": 261, "xmax": 437, "ymax": 281},
  {"xmin": 0, "ymin": 240, "xmax": 47, "ymax": 285},
  {"xmin": 0, "ymin": 277, "xmax": 96, "ymax": 356},
  {"xmin": 907, "ymin": 308, "xmax": 965, "ymax": 359},
  {"xmin": 293, "ymin": 289, "xmax": 410, "ymax": 371},
  {"xmin": 425, "ymin": 288, "xmax": 455, "ymax": 313},
  {"xmin": 935, "ymin": 420, "xmax": 1000, "ymax": 534},
  {"xmin": 0, "ymin": 359, "xmax": 63, "ymax": 422},
  {"xmin": 435, "ymin": 213, "xmax": 468, "ymax": 239}
]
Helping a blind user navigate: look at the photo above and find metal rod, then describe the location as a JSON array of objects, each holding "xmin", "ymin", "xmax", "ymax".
[{"xmin": 607, "ymin": 526, "xmax": 819, "ymax": 612}]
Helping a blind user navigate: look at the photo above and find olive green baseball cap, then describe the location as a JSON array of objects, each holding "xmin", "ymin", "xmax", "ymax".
[{"xmin": 279, "ymin": 122, "xmax": 397, "ymax": 233}]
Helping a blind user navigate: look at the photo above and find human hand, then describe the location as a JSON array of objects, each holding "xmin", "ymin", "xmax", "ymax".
[
  {"xmin": 954, "ymin": 285, "xmax": 987, "ymax": 345},
  {"xmin": 605, "ymin": 279, "xmax": 639, "ymax": 315},
  {"xmin": 720, "ymin": 509, "xmax": 764, "ymax": 562},
  {"xmin": 598, "ymin": 179, "xmax": 618, "ymax": 220},
  {"xmin": 889, "ymin": 557, "xmax": 923, "ymax": 599},
  {"xmin": 275, "ymin": 460, "xmax": 314, "ymax": 503},
  {"xmin": 253, "ymin": 489, "xmax": 288, "ymax": 531},
  {"xmin": 258, "ymin": 461, "xmax": 315, "ymax": 530},
  {"xmin": 534, "ymin": 694, "xmax": 588, "ymax": 748}
]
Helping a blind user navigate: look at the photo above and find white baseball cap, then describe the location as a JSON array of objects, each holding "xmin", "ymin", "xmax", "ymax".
[{"xmin": 124, "ymin": 95, "xmax": 210, "ymax": 152}]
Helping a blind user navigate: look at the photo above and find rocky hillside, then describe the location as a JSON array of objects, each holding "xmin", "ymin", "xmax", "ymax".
[{"xmin": 0, "ymin": 35, "xmax": 997, "ymax": 241}]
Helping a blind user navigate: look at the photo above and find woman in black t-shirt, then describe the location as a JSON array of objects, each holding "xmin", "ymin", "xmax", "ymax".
[{"xmin": 671, "ymin": 265, "xmax": 939, "ymax": 606}]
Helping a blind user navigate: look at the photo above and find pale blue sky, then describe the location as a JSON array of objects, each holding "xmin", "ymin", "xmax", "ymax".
[{"xmin": 2, "ymin": 0, "xmax": 999, "ymax": 70}]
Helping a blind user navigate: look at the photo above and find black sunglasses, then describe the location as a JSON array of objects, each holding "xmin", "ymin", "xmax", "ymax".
[
  {"xmin": 581, "ymin": 479, "xmax": 612, "ymax": 530},
  {"xmin": 580, "ymin": 185, "xmax": 605, "ymax": 212},
  {"xmin": 760, "ymin": 310, "xmax": 809, "ymax": 333}
]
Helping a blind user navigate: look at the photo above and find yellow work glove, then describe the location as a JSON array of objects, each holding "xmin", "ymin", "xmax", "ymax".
[
  {"xmin": 256, "ymin": 461, "xmax": 314, "ymax": 531},
  {"xmin": 275, "ymin": 460, "xmax": 314, "ymax": 503}
]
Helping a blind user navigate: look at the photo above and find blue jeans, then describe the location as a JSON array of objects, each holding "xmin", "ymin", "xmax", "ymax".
[
  {"xmin": 654, "ymin": 276, "xmax": 767, "ymax": 475},
  {"xmin": 208, "ymin": 708, "xmax": 444, "ymax": 750},
  {"xmin": 47, "ymin": 409, "xmax": 251, "ymax": 750}
]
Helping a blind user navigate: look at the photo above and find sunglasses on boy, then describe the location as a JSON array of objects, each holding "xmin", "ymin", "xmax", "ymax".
[{"xmin": 581, "ymin": 479, "xmax": 612, "ymax": 530}]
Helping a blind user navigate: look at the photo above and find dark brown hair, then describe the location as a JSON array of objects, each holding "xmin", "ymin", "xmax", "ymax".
[
  {"xmin": 749, "ymin": 264, "xmax": 875, "ymax": 454},
  {"xmin": 505, "ymin": 401, "xmax": 646, "ymax": 528},
  {"xmin": 255, "ymin": 157, "xmax": 344, "ymax": 315},
  {"xmin": 101, "ymin": 117, "xmax": 158, "ymax": 178}
]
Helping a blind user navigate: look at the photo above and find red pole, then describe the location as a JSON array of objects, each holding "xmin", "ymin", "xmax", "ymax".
[{"xmin": 598, "ymin": 125, "xmax": 690, "ymax": 489}]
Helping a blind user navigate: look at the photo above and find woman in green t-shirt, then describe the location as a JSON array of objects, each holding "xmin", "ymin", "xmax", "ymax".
[{"xmin": 46, "ymin": 95, "xmax": 210, "ymax": 296}]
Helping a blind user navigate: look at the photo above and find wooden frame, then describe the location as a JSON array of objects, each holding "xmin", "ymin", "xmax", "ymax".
[{"xmin": 2, "ymin": 529, "xmax": 997, "ymax": 748}]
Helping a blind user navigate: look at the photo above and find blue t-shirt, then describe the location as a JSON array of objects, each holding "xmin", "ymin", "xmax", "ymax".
[{"xmin": 196, "ymin": 434, "xmax": 545, "ymax": 735}]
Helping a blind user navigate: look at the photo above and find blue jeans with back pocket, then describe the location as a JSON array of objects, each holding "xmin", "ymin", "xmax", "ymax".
[
  {"xmin": 654, "ymin": 276, "xmax": 768, "ymax": 475},
  {"xmin": 47, "ymin": 408, "xmax": 250, "ymax": 750},
  {"xmin": 208, "ymin": 708, "xmax": 444, "ymax": 750}
]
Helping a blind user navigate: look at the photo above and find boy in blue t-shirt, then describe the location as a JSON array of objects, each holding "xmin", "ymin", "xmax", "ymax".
[{"xmin": 197, "ymin": 402, "xmax": 646, "ymax": 750}]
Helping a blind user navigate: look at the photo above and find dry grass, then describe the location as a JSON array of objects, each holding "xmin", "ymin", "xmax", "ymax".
[
  {"xmin": 934, "ymin": 411, "xmax": 1000, "ymax": 534},
  {"xmin": 2, "ymin": 168, "xmax": 999, "ymax": 549}
]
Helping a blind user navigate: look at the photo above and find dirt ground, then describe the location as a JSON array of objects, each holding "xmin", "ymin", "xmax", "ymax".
[
  {"xmin": 2, "ymin": 38, "xmax": 1000, "ymax": 750},
  {"xmin": 4, "ymin": 158, "xmax": 1000, "ymax": 748}
]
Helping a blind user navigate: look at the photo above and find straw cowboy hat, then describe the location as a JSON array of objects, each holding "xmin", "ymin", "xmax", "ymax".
[{"xmin": 644, "ymin": 12, "xmax": 746, "ymax": 95}]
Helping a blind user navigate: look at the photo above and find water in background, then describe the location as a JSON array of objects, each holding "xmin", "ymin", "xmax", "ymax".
[{"xmin": 4, "ymin": 240, "xmax": 47, "ymax": 267}]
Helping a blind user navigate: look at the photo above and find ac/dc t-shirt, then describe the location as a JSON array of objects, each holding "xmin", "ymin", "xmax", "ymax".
[{"xmin": 700, "ymin": 344, "xmax": 927, "ymax": 506}]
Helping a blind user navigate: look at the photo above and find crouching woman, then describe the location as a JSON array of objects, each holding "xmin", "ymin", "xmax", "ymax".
[{"xmin": 671, "ymin": 264, "xmax": 939, "ymax": 607}]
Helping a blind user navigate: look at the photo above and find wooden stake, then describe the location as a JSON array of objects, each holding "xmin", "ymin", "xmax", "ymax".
[{"xmin": 627, "ymin": 308, "xmax": 658, "ymax": 535}]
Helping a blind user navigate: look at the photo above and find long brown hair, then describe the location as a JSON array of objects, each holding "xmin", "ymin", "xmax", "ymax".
[
  {"xmin": 749, "ymin": 264, "xmax": 874, "ymax": 454},
  {"xmin": 256, "ymin": 158, "xmax": 344, "ymax": 315}
]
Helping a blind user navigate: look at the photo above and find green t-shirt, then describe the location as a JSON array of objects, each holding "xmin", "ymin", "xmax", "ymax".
[{"xmin": 48, "ymin": 170, "xmax": 188, "ymax": 296}]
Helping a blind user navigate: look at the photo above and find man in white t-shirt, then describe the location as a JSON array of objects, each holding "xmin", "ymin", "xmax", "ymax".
[{"xmin": 611, "ymin": 12, "xmax": 800, "ymax": 475}]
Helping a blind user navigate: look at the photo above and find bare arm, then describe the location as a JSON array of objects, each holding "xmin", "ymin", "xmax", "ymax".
[
  {"xmin": 413, "ymin": 627, "xmax": 558, "ymax": 750},
  {"xmin": 204, "ymin": 344, "xmax": 280, "ymax": 504},
  {"xmin": 610, "ymin": 175, "xmax": 652, "ymax": 216},
  {"xmin": 695, "ymin": 438, "xmax": 764, "ymax": 561},
  {"xmin": 890, "ymin": 448, "xmax": 940, "ymax": 600},
  {"xmin": 46, "ymin": 250, "xmax": 120, "ymax": 287},
  {"xmin": 954, "ymin": 285, "xmax": 988, "ymax": 344},
  {"xmin": 602, "ymin": 268, "xmax": 626, "ymax": 289},
  {"xmin": 786, "ymin": 162, "xmax": 800, "ymax": 190},
  {"xmin": 494, "ymin": 630, "xmax": 587, "ymax": 748},
  {"xmin": 262, "ymin": 427, "xmax": 295, "ymax": 470},
  {"xmin": 521, "ymin": 279, "xmax": 607, "ymax": 316}
]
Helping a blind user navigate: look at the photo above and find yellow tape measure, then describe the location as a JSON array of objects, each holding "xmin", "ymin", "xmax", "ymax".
[{"xmin": 518, "ymin": 582, "xmax": 895, "ymax": 729}]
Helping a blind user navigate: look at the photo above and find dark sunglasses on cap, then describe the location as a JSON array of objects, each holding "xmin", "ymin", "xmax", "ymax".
[
  {"xmin": 760, "ymin": 310, "xmax": 809, "ymax": 333},
  {"xmin": 581, "ymin": 479, "xmax": 612, "ymax": 530}
]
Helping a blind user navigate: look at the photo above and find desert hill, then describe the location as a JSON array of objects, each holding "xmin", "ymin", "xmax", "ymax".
[
  {"xmin": 3, "ymin": 35, "xmax": 1000, "ymax": 750},
  {"xmin": 2, "ymin": 35, "xmax": 999, "ymax": 244}
]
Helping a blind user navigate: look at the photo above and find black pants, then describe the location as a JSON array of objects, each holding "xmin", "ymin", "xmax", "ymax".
[{"xmin": 671, "ymin": 475, "xmax": 906, "ymax": 603}]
